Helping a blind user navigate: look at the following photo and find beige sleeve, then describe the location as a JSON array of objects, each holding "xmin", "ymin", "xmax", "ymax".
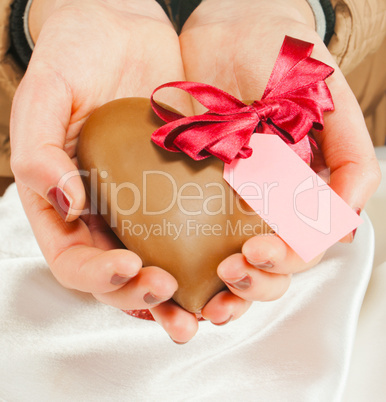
[
  {"xmin": 328, "ymin": 0, "xmax": 386, "ymax": 75},
  {"xmin": 329, "ymin": 0, "xmax": 386, "ymax": 145},
  {"xmin": 0, "ymin": 0, "xmax": 25, "ymax": 177}
]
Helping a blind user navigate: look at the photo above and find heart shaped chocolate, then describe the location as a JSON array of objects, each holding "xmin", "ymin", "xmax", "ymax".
[{"xmin": 77, "ymin": 98, "xmax": 271, "ymax": 312}]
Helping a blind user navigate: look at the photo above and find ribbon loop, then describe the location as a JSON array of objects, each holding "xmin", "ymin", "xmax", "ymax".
[{"xmin": 150, "ymin": 36, "xmax": 334, "ymax": 164}]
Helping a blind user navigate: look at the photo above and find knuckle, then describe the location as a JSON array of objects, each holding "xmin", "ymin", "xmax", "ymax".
[
  {"xmin": 10, "ymin": 153, "xmax": 26, "ymax": 178},
  {"xmin": 368, "ymin": 160, "xmax": 382, "ymax": 189},
  {"xmin": 274, "ymin": 276, "xmax": 292, "ymax": 300},
  {"xmin": 10, "ymin": 153, "xmax": 38, "ymax": 182},
  {"xmin": 357, "ymin": 156, "xmax": 382, "ymax": 197},
  {"xmin": 50, "ymin": 268, "xmax": 74, "ymax": 291}
]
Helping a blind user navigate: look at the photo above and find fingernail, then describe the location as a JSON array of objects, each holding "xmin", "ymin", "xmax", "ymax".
[
  {"xmin": 47, "ymin": 186, "xmax": 72, "ymax": 221},
  {"xmin": 247, "ymin": 259, "xmax": 274, "ymax": 269},
  {"xmin": 225, "ymin": 275, "xmax": 251, "ymax": 291},
  {"xmin": 143, "ymin": 292, "xmax": 168, "ymax": 305},
  {"xmin": 351, "ymin": 208, "xmax": 362, "ymax": 241},
  {"xmin": 212, "ymin": 315, "xmax": 233, "ymax": 326},
  {"xmin": 110, "ymin": 274, "xmax": 132, "ymax": 286}
]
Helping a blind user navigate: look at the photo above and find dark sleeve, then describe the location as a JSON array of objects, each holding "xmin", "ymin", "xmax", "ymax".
[
  {"xmin": 9, "ymin": 0, "xmax": 32, "ymax": 69},
  {"xmin": 8, "ymin": 0, "xmax": 193, "ymax": 68},
  {"xmin": 171, "ymin": 0, "xmax": 201, "ymax": 32},
  {"xmin": 320, "ymin": 0, "xmax": 335, "ymax": 45}
]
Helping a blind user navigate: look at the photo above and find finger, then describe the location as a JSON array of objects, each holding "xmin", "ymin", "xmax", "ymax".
[
  {"xmin": 17, "ymin": 182, "xmax": 144, "ymax": 293},
  {"xmin": 217, "ymin": 253, "xmax": 292, "ymax": 301},
  {"xmin": 54, "ymin": 246, "xmax": 145, "ymax": 294},
  {"xmin": 93, "ymin": 266, "xmax": 178, "ymax": 309},
  {"xmin": 241, "ymin": 234, "xmax": 323, "ymax": 275},
  {"xmin": 201, "ymin": 290, "xmax": 252, "ymax": 326},
  {"xmin": 10, "ymin": 66, "xmax": 86, "ymax": 222},
  {"xmin": 151, "ymin": 300, "xmax": 199, "ymax": 344},
  {"xmin": 312, "ymin": 70, "xmax": 381, "ymax": 241}
]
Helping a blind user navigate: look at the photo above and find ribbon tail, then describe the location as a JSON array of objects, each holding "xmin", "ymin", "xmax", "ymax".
[{"xmin": 288, "ymin": 135, "xmax": 312, "ymax": 164}]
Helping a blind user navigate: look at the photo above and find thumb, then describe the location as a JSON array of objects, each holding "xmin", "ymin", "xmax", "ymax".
[
  {"xmin": 10, "ymin": 66, "xmax": 86, "ymax": 222},
  {"xmin": 313, "ymin": 72, "xmax": 381, "ymax": 241}
]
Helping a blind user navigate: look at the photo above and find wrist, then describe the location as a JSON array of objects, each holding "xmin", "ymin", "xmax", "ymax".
[
  {"xmin": 182, "ymin": 0, "xmax": 316, "ymax": 34},
  {"xmin": 264, "ymin": 0, "xmax": 316, "ymax": 30},
  {"xmin": 28, "ymin": 0, "xmax": 171, "ymax": 44}
]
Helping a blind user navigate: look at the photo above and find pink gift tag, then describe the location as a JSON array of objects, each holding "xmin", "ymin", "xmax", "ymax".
[{"xmin": 223, "ymin": 134, "xmax": 363, "ymax": 262}]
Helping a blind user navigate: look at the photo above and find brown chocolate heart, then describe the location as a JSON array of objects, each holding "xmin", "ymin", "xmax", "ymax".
[{"xmin": 77, "ymin": 98, "xmax": 271, "ymax": 313}]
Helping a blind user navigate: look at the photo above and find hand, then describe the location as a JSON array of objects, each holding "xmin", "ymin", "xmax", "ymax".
[
  {"xmin": 11, "ymin": 0, "xmax": 201, "ymax": 343},
  {"xmin": 179, "ymin": 0, "xmax": 381, "ymax": 324}
]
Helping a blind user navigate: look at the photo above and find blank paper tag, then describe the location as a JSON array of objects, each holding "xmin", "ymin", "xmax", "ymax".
[{"xmin": 223, "ymin": 134, "xmax": 362, "ymax": 262}]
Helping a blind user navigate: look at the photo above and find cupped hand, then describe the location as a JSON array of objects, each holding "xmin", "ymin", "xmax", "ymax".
[
  {"xmin": 10, "ymin": 0, "xmax": 201, "ymax": 343},
  {"xmin": 179, "ymin": 0, "xmax": 381, "ymax": 325}
]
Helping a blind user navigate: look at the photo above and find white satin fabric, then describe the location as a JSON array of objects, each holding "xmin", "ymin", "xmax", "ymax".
[
  {"xmin": 342, "ymin": 147, "xmax": 386, "ymax": 402},
  {"xmin": 0, "ymin": 157, "xmax": 381, "ymax": 401}
]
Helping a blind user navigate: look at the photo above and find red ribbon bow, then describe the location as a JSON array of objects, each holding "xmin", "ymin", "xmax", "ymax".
[{"xmin": 150, "ymin": 36, "xmax": 334, "ymax": 164}]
